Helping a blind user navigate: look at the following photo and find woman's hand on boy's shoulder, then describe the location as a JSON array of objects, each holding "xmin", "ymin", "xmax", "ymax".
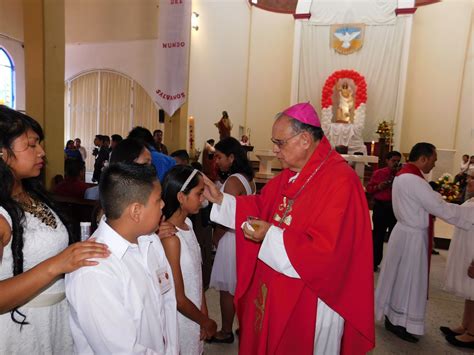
[{"xmin": 48, "ymin": 239, "xmax": 110, "ymax": 276}]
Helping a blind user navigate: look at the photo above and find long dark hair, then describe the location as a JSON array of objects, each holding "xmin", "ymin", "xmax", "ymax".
[
  {"xmin": 215, "ymin": 137, "xmax": 254, "ymax": 181},
  {"xmin": 0, "ymin": 105, "xmax": 75, "ymax": 326},
  {"xmin": 161, "ymin": 165, "xmax": 201, "ymax": 220}
]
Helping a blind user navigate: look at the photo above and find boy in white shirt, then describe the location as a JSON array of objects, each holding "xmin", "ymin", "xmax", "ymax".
[{"xmin": 66, "ymin": 163, "xmax": 178, "ymax": 354}]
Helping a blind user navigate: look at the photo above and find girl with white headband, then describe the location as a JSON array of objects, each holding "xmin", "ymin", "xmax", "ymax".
[{"xmin": 160, "ymin": 165, "xmax": 217, "ymax": 354}]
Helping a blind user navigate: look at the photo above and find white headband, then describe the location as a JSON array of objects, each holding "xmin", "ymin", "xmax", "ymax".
[{"xmin": 180, "ymin": 169, "xmax": 200, "ymax": 192}]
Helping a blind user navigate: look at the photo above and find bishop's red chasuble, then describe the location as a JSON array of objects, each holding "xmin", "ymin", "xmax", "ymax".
[{"xmin": 234, "ymin": 137, "xmax": 375, "ymax": 354}]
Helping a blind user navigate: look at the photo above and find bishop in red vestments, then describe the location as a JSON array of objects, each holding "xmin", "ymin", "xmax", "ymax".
[{"xmin": 205, "ymin": 103, "xmax": 375, "ymax": 354}]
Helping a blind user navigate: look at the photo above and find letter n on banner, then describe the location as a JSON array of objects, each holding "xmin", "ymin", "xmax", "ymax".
[{"xmin": 155, "ymin": 0, "xmax": 191, "ymax": 117}]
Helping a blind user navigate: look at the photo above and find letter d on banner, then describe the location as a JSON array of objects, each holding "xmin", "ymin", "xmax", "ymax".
[{"xmin": 155, "ymin": 0, "xmax": 191, "ymax": 117}]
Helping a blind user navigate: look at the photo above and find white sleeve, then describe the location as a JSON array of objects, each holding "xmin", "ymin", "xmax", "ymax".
[
  {"xmin": 66, "ymin": 271, "xmax": 159, "ymax": 355},
  {"xmin": 416, "ymin": 179, "xmax": 474, "ymax": 231},
  {"xmin": 0, "ymin": 207, "xmax": 13, "ymax": 229},
  {"xmin": 210, "ymin": 193, "xmax": 236, "ymax": 229},
  {"xmin": 257, "ymin": 225, "xmax": 300, "ymax": 278}
]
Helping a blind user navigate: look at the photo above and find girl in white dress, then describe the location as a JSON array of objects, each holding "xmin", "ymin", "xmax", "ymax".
[
  {"xmin": 0, "ymin": 105, "xmax": 109, "ymax": 353},
  {"xmin": 209, "ymin": 137, "xmax": 255, "ymax": 343},
  {"xmin": 161, "ymin": 165, "xmax": 217, "ymax": 354},
  {"xmin": 442, "ymin": 171, "xmax": 474, "ymax": 348}
]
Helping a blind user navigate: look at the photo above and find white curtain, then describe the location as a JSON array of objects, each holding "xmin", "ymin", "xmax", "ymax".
[
  {"xmin": 66, "ymin": 70, "xmax": 161, "ymax": 172},
  {"xmin": 297, "ymin": 17, "xmax": 407, "ymax": 141},
  {"xmin": 68, "ymin": 72, "xmax": 99, "ymax": 171},
  {"xmin": 99, "ymin": 71, "xmax": 132, "ymax": 138},
  {"xmin": 133, "ymin": 83, "xmax": 160, "ymax": 134},
  {"xmin": 309, "ymin": 0, "xmax": 397, "ymax": 25}
]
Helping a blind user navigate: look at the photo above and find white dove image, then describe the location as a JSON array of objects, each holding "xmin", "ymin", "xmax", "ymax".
[{"xmin": 334, "ymin": 30, "xmax": 361, "ymax": 49}]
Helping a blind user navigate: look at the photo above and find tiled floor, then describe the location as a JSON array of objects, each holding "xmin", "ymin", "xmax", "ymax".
[{"xmin": 204, "ymin": 247, "xmax": 472, "ymax": 354}]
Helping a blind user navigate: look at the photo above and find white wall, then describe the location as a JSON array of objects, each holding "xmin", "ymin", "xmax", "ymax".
[
  {"xmin": 0, "ymin": 0, "xmax": 23, "ymax": 41},
  {"xmin": 453, "ymin": 16, "xmax": 474, "ymax": 173},
  {"xmin": 245, "ymin": 7, "xmax": 294, "ymax": 155},
  {"xmin": 187, "ymin": 0, "xmax": 251, "ymax": 152},
  {"xmin": 66, "ymin": 40, "xmax": 158, "ymax": 101},
  {"xmin": 65, "ymin": 0, "xmax": 158, "ymax": 43},
  {"xmin": 187, "ymin": 3, "xmax": 294, "ymax": 158},
  {"xmin": 401, "ymin": 0, "xmax": 473, "ymax": 162}
]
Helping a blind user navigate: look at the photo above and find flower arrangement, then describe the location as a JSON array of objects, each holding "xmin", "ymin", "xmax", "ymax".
[
  {"xmin": 375, "ymin": 120, "xmax": 394, "ymax": 139},
  {"xmin": 433, "ymin": 173, "xmax": 461, "ymax": 202}
]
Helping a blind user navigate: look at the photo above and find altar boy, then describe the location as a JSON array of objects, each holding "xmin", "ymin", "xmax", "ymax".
[{"xmin": 66, "ymin": 163, "xmax": 178, "ymax": 354}]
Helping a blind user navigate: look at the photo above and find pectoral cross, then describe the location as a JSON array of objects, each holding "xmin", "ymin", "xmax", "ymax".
[{"xmin": 273, "ymin": 197, "xmax": 293, "ymax": 227}]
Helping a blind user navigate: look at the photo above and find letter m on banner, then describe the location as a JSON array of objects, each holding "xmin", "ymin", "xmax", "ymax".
[{"xmin": 155, "ymin": 0, "xmax": 192, "ymax": 117}]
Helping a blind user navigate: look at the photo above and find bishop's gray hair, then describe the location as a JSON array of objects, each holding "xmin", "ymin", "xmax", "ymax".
[{"xmin": 274, "ymin": 112, "xmax": 324, "ymax": 141}]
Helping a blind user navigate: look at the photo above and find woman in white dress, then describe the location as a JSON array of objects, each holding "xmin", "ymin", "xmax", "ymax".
[
  {"xmin": 209, "ymin": 137, "xmax": 255, "ymax": 343},
  {"xmin": 160, "ymin": 165, "xmax": 217, "ymax": 354},
  {"xmin": 0, "ymin": 105, "xmax": 109, "ymax": 353},
  {"xmin": 442, "ymin": 170, "xmax": 474, "ymax": 349}
]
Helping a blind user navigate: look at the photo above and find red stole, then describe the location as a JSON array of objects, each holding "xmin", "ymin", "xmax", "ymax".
[
  {"xmin": 234, "ymin": 137, "xmax": 375, "ymax": 354},
  {"xmin": 396, "ymin": 164, "xmax": 435, "ymax": 283}
]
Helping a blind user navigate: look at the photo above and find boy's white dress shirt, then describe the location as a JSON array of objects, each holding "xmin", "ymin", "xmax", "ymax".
[{"xmin": 65, "ymin": 219, "xmax": 178, "ymax": 354}]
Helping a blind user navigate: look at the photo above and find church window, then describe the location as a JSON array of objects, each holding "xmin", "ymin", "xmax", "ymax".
[{"xmin": 0, "ymin": 48, "xmax": 15, "ymax": 108}]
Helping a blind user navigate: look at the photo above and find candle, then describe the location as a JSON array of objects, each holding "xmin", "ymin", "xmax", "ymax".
[
  {"xmin": 370, "ymin": 141, "xmax": 375, "ymax": 156},
  {"xmin": 188, "ymin": 116, "xmax": 195, "ymax": 153}
]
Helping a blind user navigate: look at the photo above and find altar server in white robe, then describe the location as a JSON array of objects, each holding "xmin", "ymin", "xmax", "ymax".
[{"xmin": 375, "ymin": 142, "xmax": 474, "ymax": 343}]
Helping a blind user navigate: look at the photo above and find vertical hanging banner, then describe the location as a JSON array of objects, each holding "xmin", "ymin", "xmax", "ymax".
[{"xmin": 156, "ymin": 0, "xmax": 192, "ymax": 117}]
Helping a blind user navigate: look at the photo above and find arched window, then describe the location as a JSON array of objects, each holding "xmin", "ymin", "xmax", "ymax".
[
  {"xmin": 0, "ymin": 48, "xmax": 14, "ymax": 108},
  {"xmin": 65, "ymin": 70, "xmax": 161, "ymax": 172}
]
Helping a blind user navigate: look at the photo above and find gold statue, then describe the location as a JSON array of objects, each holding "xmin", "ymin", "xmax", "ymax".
[{"xmin": 335, "ymin": 81, "xmax": 354, "ymax": 124}]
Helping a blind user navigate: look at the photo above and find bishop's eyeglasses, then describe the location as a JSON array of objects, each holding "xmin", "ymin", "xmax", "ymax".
[{"xmin": 270, "ymin": 132, "xmax": 302, "ymax": 148}]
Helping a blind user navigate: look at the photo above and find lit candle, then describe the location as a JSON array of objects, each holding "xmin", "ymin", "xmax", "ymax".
[{"xmin": 370, "ymin": 141, "xmax": 375, "ymax": 156}]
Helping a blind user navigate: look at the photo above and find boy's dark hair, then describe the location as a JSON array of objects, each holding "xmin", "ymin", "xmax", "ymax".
[
  {"xmin": 191, "ymin": 161, "xmax": 203, "ymax": 171},
  {"xmin": 111, "ymin": 134, "xmax": 123, "ymax": 143},
  {"xmin": 162, "ymin": 165, "xmax": 201, "ymax": 219},
  {"xmin": 127, "ymin": 126, "xmax": 155, "ymax": 147},
  {"xmin": 385, "ymin": 151, "xmax": 402, "ymax": 161},
  {"xmin": 408, "ymin": 143, "xmax": 436, "ymax": 162},
  {"xmin": 215, "ymin": 137, "xmax": 254, "ymax": 180},
  {"xmin": 100, "ymin": 163, "xmax": 157, "ymax": 220},
  {"xmin": 170, "ymin": 149, "xmax": 190, "ymax": 162},
  {"xmin": 64, "ymin": 159, "xmax": 85, "ymax": 177},
  {"xmin": 110, "ymin": 139, "xmax": 147, "ymax": 164}
]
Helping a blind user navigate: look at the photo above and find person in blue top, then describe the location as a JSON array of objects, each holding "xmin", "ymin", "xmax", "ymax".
[
  {"xmin": 64, "ymin": 140, "xmax": 83, "ymax": 161},
  {"xmin": 127, "ymin": 126, "xmax": 175, "ymax": 182}
]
